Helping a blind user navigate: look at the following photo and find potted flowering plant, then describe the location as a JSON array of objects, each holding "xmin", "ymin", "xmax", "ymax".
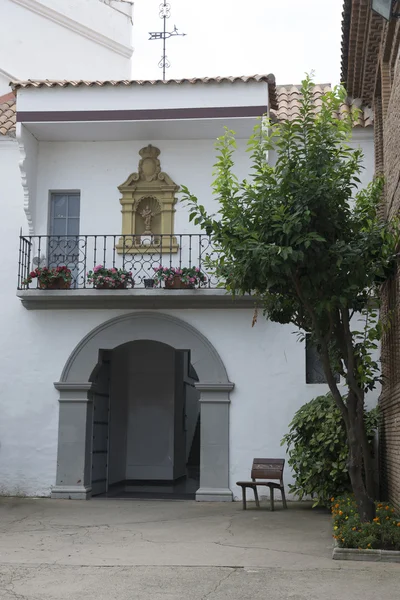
[
  {"xmin": 87, "ymin": 265, "xmax": 133, "ymax": 289},
  {"xmin": 153, "ymin": 266, "xmax": 207, "ymax": 289},
  {"xmin": 23, "ymin": 266, "xmax": 72, "ymax": 289}
]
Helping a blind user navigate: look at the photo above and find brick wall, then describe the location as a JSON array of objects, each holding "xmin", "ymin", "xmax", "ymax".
[{"xmin": 378, "ymin": 25, "xmax": 400, "ymax": 510}]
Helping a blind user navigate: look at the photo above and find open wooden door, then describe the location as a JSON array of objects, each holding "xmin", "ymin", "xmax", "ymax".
[{"xmin": 91, "ymin": 355, "xmax": 111, "ymax": 496}]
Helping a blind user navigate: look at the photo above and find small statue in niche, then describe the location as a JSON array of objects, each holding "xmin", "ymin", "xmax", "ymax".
[{"xmin": 140, "ymin": 204, "xmax": 156, "ymax": 234}]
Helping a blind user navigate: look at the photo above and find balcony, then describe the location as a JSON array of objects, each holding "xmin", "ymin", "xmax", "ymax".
[{"xmin": 17, "ymin": 234, "xmax": 254, "ymax": 310}]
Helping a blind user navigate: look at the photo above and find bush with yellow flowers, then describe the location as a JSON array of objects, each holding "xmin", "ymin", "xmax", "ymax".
[{"xmin": 332, "ymin": 495, "xmax": 400, "ymax": 550}]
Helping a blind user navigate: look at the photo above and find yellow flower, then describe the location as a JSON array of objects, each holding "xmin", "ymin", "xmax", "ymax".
[
  {"xmin": 367, "ymin": 543, "xmax": 371, "ymax": 548},
  {"xmin": 352, "ymin": 527, "xmax": 357, "ymax": 531},
  {"xmin": 331, "ymin": 497, "xmax": 335, "ymax": 502},
  {"xmin": 334, "ymin": 526, "xmax": 338, "ymax": 530},
  {"xmin": 385, "ymin": 506, "xmax": 390, "ymax": 510},
  {"xmin": 373, "ymin": 517, "xmax": 380, "ymax": 523},
  {"xmin": 345, "ymin": 516, "xmax": 348, "ymax": 520},
  {"xmin": 339, "ymin": 510, "xmax": 343, "ymax": 516},
  {"xmin": 397, "ymin": 522, "xmax": 400, "ymax": 527}
]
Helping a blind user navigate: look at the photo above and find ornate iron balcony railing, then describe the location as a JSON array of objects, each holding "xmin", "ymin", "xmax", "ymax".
[{"xmin": 18, "ymin": 234, "xmax": 221, "ymax": 290}]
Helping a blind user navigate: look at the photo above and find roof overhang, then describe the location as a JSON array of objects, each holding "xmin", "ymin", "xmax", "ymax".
[
  {"xmin": 13, "ymin": 77, "xmax": 275, "ymax": 142},
  {"xmin": 340, "ymin": 0, "xmax": 383, "ymax": 104}
]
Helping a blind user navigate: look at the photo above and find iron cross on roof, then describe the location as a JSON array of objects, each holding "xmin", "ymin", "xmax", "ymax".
[{"xmin": 149, "ymin": 1, "xmax": 187, "ymax": 80}]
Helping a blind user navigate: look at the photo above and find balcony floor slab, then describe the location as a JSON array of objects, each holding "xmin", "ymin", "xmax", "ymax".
[{"xmin": 17, "ymin": 288, "xmax": 256, "ymax": 310}]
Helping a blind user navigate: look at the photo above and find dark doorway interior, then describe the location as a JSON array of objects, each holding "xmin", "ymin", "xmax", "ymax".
[{"xmin": 92, "ymin": 341, "xmax": 200, "ymax": 500}]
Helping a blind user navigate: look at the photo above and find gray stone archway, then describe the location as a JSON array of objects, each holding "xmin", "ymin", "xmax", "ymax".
[{"xmin": 52, "ymin": 312, "xmax": 234, "ymax": 501}]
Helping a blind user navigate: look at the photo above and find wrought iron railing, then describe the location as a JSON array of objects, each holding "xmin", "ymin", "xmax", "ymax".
[{"xmin": 17, "ymin": 234, "xmax": 221, "ymax": 290}]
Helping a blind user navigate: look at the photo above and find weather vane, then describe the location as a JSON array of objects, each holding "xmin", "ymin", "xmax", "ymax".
[{"xmin": 149, "ymin": 1, "xmax": 186, "ymax": 80}]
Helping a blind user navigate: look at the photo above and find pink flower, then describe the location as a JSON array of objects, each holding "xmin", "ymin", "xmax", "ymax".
[
  {"xmin": 111, "ymin": 268, "xmax": 117, "ymax": 273},
  {"xmin": 189, "ymin": 277, "xmax": 195, "ymax": 283},
  {"xmin": 94, "ymin": 265, "xmax": 103, "ymax": 273},
  {"xmin": 195, "ymin": 267, "xmax": 200, "ymax": 272},
  {"xmin": 163, "ymin": 267, "xmax": 168, "ymax": 272}
]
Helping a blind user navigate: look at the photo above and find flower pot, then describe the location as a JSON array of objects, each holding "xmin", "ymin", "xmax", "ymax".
[
  {"xmin": 94, "ymin": 281, "xmax": 130, "ymax": 290},
  {"xmin": 144, "ymin": 278, "xmax": 155, "ymax": 289},
  {"xmin": 39, "ymin": 278, "xmax": 71, "ymax": 290},
  {"xmin": 165, "ymin": 275, "xmax": 194, "ymax": 290}
]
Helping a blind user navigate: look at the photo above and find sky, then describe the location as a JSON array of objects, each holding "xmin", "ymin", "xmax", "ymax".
[{"xmin": 131, "ymin": 0, "xmax": 344, "ymax": 86}]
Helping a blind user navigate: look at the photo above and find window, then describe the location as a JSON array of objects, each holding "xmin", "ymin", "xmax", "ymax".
[
  {"xmin": 305, "ymin": 334, "xmax": 340, "ymax": 384},
  {"xmin": 50, "ymin": 192, "xmax": 80, "ymax": 237},
  {"xmin": 49, "ymin": 192, "xmax": 81, "ymax": 283}
]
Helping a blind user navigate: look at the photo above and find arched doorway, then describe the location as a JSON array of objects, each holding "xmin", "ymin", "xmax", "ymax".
[
  {"xmin": 91, "ymin": 340, "xmax": 201, "ymax": 499},
  {"xmin": 52, "ymin": 312, "xmax": 234, "ymax": 501}
]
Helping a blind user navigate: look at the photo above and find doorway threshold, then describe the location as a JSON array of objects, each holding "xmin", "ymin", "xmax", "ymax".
[{"xmin": 95, "ymin": 475, "xmax": 200, "ymax": 500}]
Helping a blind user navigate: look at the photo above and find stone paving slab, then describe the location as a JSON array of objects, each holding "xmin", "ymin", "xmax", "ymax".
[{"xmin": 0, "ymin": 498, "xmax": 398, "ymax": 599}]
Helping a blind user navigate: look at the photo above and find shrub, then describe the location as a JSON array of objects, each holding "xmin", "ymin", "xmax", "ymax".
[
  {"xmin": 87, "ymin": 265, "xmax": 133, "ymax": 288},
  {"xmin": 281, "ymin": 394, "xmax": 379, "ymax": 506},
  {"xmin": 153, "ymin": 266, "xmax": 207, "ymax": 286},
  {"xmin": 23, "ymin": 265, "xmax": 72, "ymax": 286},
  {"xmin": 332, "ymin": 495, "xmax": 400, "ymax": 550}
]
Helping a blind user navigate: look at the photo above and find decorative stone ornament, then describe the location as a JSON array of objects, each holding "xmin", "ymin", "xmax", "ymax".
[{"xmin": 116, "ymin": 145, "xmax": 179, "ymax": 254}]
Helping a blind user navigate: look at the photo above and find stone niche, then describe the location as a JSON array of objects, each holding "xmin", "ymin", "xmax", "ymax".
[{"xmin": 116, "ymin": 145, "xmax": 179, "ymax": 254}]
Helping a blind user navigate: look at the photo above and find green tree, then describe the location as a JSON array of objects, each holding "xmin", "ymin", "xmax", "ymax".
[{"xmin": 182, "ymin": 76, "xmax": 399, "ymax": 522}]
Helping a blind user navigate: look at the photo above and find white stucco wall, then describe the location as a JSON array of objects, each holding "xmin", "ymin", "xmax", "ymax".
[
  {"xmin": 34, "ymin": 138, "xmax": 251, "ymax": 236},
  {"xmin": 1, "ymin": 0, "xmax": 132, "ymax": 82},
  {"xmin": 0, "ymin": 300, "xmax": 381, "ymax": 498},
  {"xmin": 0, "ymin": 121, "xmax": 378, "ymax": 499}
]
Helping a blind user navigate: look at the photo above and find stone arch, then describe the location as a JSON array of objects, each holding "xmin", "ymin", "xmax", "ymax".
[
  {"xmin": 60, "ymin": 312, "xmax": 230, "ymax": 385},
  {"xmin": 53, "ymin": 312, "xmax": 234, "ymax": 502}
]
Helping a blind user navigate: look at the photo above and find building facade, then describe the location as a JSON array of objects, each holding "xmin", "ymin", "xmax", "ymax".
[
  {"xmin": 0, "ymin": 0, "xmax": 133, "ymax": 93},
  {"xmin": 0, "ymin": 74, "xmax": 377, "ymax": 501},
  {"xmin": 341, "ymin": 0, "xmax": 400, "ymax": 509}
]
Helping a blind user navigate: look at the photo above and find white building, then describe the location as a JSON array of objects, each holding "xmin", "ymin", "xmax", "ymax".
[
  {"xmin": 0, "ymin": 73, "xmax": 376, "ymax": 501},
  {"xmin": 0, "ymin": 0, "xmax": 133, "ymax": 93}
]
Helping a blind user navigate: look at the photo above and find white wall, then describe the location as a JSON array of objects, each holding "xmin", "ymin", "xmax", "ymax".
[
  {"xmin": 35, "ymin": 138, "xmax": 251, "ymax": 236},
  {"xmin": 0, "ymin": 70, "xmax": 15, "ymax": 96},
  {"xmin": 0, "ymin": 297, "xmax": 381, "ymax": 498},
  {"xmin": 0, "ymin": 120, "xmax": 378, "ymax": 499},
  {"xmin": 0, "ymin": 137, "xmax": 60, "ymax": 497},
  {"xmin": 0, "ymin": 0, "xmax": 132, "ymax": 82}
]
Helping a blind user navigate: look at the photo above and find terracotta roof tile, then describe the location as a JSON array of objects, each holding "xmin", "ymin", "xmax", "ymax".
[
  {"xmin": 0, "ymin": 93, "xmax": 16, "ymax": 136},
  {"xmin": 11, "ymin": 74, "xmax": 278, "ymax": 110},
  {"xmin": 273, "ymin": 84, "xmax": 373, "ymax": 128}
]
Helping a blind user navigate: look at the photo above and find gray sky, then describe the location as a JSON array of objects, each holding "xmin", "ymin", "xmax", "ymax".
[{"xmin": 132, "ymin": 0, "xmax": 344, "ymax": 86}]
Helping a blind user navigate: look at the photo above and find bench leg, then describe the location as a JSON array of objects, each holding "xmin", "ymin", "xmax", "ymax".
[
  {"xmin": 281, "ymin": 486, "xmax": 288, "ymax": 509},
  {"xmin": 253, "ymin": 486, "xmax": 260, "ymax": 508},
  {"xmin": 241, "ymin": 487, "xmax": 247, "ymax": 510},
  {"xmin": 270, "ymin": 486, "xmax": 275, "ymax": 511}
]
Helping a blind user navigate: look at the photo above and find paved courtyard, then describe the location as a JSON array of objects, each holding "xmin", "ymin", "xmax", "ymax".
[{"xmin": 0, "ymin": 497, "xmax": 398, "ymax": 599}]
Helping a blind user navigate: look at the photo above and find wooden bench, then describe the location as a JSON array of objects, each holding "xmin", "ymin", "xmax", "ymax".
[{"xmin": 236, "ymin": 458, "xmax": 288, "ymax": 511}]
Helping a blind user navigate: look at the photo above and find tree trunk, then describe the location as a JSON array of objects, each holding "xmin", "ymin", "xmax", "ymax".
[
  {"xmin": 357, "ymin": 405, "xmax": 376, "ymax": 499},
  {"xmin": 346, "ymin": 395, "xmax": 375, "ymax": 521}
]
